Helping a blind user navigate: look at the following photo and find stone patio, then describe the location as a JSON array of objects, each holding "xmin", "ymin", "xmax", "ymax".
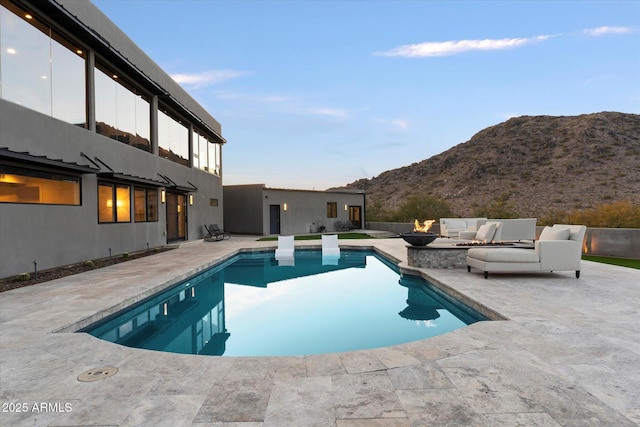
[{"xmin": 1, "ymin": 235, "xmax": 639, "ymax": 426}]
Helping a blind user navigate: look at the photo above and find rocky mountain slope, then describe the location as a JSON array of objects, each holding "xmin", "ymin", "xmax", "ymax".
[{"xmin": 339, "ymin": 112, "xmax": 640, "ymax": 218}]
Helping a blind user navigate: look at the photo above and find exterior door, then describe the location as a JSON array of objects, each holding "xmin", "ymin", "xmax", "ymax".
[
  {"xmin": 349, "ymin": 206, "xmax": 362, "ymax": 229},
  {"xmin": 269, "ymin": 204, "xmax": 281, "ymax": 234},
  {"xmin": 166, "ymin": 193, "xmax": 187, "ymax": 242}
]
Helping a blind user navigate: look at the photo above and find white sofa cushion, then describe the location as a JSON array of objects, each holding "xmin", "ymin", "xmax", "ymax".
[
  {"xmin": 447, "ymin": 220, "xmax": 467, "ymax": 230},
  {"xmin": 539, "ymin": 226, "xmax": 570, "ymax": 241},
  {"xmin": 475, "ymin": 223, "xmax": 496, "ymax": 241},
  {"xmin": 485, "ymin": 221, "xmax": 502, "ymax": 241},
  {"xmin": 467, "ymin": 248, "xmax": 540, "ymax": 263}
]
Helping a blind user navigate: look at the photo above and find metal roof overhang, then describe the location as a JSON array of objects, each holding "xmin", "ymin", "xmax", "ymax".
[
  {"xmin": 157, "ymin": 173, "xmax": 198, "ymax": 192},
  {"xmin": 0, "ymin": 147, "xmax": 99, "ymax": 174},
  {"xmin": 98, "ymin": 172, "xmax": 167, "ymax": 187}
]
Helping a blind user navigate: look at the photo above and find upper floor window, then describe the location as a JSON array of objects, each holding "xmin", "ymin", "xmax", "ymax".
[
  {"xmin": 95, "ymin": 64, "xmax": 150, "ymax": 151},
  {"xmin": 0, "ymin": 164, "xmax": 81, "ymax": 205},
  {"xmin": 209, "ymin": 142, "xmax": 221, "ymax": 176},
  {"xmin": 194, "ymin": 131, "xmax": 221, "ymax": 176},
  {"xmin": 0, "ymin": 1, "xmax": 86, "ymax": 126},
  {"xmin": 158, "ymin": 109, "xmax": 189, "ymax": 167}
]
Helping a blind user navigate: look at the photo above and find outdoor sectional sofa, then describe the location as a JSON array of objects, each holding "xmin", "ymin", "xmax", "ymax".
[
  {"xmin": 441, "ymin": 217, "xmax": 537, "ymax": 242},
  {"xmin": 439, "ymin": 218, "xmax": 487, "ymax": 238},
  {"xmin": 466, "ymin": 224, "xmax": 587, "ymax": 279}
]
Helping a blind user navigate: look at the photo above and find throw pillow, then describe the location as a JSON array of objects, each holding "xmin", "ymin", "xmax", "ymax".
[
  {"xmin": 539, "ymin": 226, "xmax": 570, "ymax": 241},
  {"xmin": 475, "ymin": 223, "xmax": 496, "ymax": 242}
]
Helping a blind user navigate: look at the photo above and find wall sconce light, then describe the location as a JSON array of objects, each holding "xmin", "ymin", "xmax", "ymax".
[
  {"xmin": 161, "ymin": 190, "xmax": 166, "ymax": 203},
  {"xmin": 283, "ymin": 203, "xmax": 288, "ymax": 211},
  {"xmin": 189, "ymin": 194, "xmax": 194, "ymax": 205},
  {"xmin": 344, "ymin": 204, "xmax": 348, "ymax": 211}
]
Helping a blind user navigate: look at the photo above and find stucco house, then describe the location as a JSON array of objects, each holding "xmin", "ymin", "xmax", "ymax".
[
  {"xmin": 223, "ymin": 184, "xmax": 366, "ymax": 235},
  {"xmin": 0, "ymin": 0, "xmax": 226, "ymax": 277}
]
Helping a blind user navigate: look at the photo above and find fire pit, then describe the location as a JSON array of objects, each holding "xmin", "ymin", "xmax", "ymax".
[{"xmin": 400, "ymin": 219, "xmax": 438, "ymax": 246}]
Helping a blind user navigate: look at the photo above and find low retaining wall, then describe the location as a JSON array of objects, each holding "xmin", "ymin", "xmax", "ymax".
[{"xmin": 368, "ymin": 222, "xmax": 639, "ymax": 259}]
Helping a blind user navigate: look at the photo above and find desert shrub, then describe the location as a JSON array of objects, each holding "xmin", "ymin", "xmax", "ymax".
[
  {"xmin": 16, "ymin": 273, "xmax": 30, "ymax": 281},
  {"xmin": 540, "ymin": 200, "xmax": 640, "ymax": 228},
  {"xmin": 388, "ymin": 195, "xmax": 454, "ymax": 222},
  {"xmin": 472, "ymin": 193, "xmax": 519, "ymax": 219}
]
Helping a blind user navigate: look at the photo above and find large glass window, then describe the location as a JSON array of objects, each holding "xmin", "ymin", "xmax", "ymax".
[
  {"xmin": 134, "ymin": 187, "xmax": 158, "ymax": 222},
  {"xmin": 0, "ymin": 1, "xmax": 86, "ymax": 126},
  {"xmin": 95, "ymin": 65, "xmax": 150, "ymax": 151},
  {"xmin": 197, "ymin": 132, "xmax": 209, "ymax": 172},
  {"xmin": 209, "ymin": 142, "xmax": 221, "ymax": 176},
  {"xmin": 98, "ymin": 182, "xmax": 131, "ymax": 223},
  {"xmin": 195, "ymin": 131, "xmax": 221, "ymax": 176},
  {"xmin": 0, "ymin": 164, "xmax": 80, "ymax": 205},
  {"xmin": 158, "ymin": 109, "xmax": 189, "ymax": 166}
]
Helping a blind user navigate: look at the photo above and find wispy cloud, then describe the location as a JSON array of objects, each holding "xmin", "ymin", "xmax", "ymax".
[
  {"xmin": 373, "ymin": 118, "xmax": 410, "ymax": 129},
  {"xmin": 376, "ymin": 35, "xmax": 555, "ymax": 58},
  {"xmin": 582, "ymin": 26, "xmax": 635, "ymax": 37},
  {"xmin": 308, "ymin": 107, "xmax": 350, "ymax": 118},
  {"xmin": 170, "ymin": 70, "xmax": 248, "ymax": 88},
  {"xmin": 216, "ymin": 91, "xmax": 291, "ymax": 103}
]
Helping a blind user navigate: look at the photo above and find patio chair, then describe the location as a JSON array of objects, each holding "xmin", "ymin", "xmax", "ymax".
[
  {"xmin": 275, "ymin": 235, "xmax": 295, "ymax": 261},
  {"xmin": 204, "ymin": 224, "xmax": 230, "ymax": 241}
]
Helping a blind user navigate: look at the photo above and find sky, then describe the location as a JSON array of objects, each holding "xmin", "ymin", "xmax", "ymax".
[{"xmin": 93, "ymin": 0, "xmax": 640, "ymax": 190}]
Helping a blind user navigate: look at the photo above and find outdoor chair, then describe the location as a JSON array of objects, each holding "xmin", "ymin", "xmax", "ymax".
[
  {"xmin": 275, "ymin": 235, "xmax": 295, "ymax": 261},
  {"xmin": 322, "ymin": 234, "xmax": 341, "ymax": 257},
  {"xmin": 204, "ymin": 224, "xmax": 230, "ymax": 241}
]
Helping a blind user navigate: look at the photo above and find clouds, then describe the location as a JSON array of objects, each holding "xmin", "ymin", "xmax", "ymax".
[
  {"xmin": 583, "ymin": 26, "xmax": 635, "ymax": 37},
  {"xmin": 170, "ymin": 70, "xmax": 248, "ymax": 88},
  {"xmin": 309, "ymin": 107, "xmax": 350, "ymax": 118},
  {"xmin": 373, "ymin": 118, "xmax": 410, "ymax": 129},
  {"xmin": 376, "ymin": 35, "xmax": 554, "ymax": 58},
  {"xmin": 377, "ymin": 25, "xmax": 636, "ymax": 58}
]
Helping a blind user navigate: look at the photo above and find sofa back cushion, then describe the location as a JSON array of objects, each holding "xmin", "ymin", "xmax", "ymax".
[
  {"xmin": 447, "ymin": 220, "xmax": 467, "ymax": 230},
  {"xmin": 475, "ymin": 223, "xmax": 497, "ymax": 242},
  {"xmin": 485, "ymin": 221, "xmax": 503, "ymax": 241},
  {"xmin": 539, "ymin": 226, "xmax": 570, "ymax": 241}
]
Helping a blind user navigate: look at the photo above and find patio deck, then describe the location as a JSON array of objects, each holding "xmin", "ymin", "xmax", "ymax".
[{"xmin": 1, "ymin": 236, "xmax": 639, "ymax": 426}]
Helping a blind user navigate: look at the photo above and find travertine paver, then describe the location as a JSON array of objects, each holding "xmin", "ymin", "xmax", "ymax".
[{"xmin": 1, "ymin": 234, "xmax": 639, "ymax": 426}]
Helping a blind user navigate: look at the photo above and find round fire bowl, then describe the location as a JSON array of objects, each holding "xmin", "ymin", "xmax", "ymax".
[{"xmin": 400, "ymin": 232, "xmax": 438, "ymax": 246}]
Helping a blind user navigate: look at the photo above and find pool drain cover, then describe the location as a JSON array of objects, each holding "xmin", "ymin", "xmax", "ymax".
[{"xmin": 77, "ymin": 366, "xmax": 118, "ymax": 382}]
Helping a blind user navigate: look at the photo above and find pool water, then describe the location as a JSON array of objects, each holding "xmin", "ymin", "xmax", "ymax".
[{"xmin": 83, "ymin": 250, "xmax": 487, "ymax": 357}]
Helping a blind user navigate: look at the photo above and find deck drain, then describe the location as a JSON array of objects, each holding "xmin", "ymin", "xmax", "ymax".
[{"xmin": 77, "ymin": 366, "xmax": 118, "ymax": 382}]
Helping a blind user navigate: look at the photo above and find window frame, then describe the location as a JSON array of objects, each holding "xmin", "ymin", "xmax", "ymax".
[
  {"xmin": 98, "ymin": 181, "xmax": 131, "ymax": 224},
  {"xmin": 0, "ymin": 163, "xmax": 82, "ymax": 206},
  {"xmin": 134, "ymin": 186, "xmax": 158, "ymax": 223},
  {"xmin": 327, "ymin": 202, "xmax": 337, "ymax": 218}
]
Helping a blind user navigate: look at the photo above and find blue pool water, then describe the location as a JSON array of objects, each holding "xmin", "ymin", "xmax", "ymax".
[{"xmin": 83, "ymin": 250, "xmax": 487, "ymax": 356}]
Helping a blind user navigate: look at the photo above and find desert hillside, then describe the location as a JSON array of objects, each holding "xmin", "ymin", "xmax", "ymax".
[{"xmin": 338, "ymin": 112, "xmax": 640, "ymax": 218}]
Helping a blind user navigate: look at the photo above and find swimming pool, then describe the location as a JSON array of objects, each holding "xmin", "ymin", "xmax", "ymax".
[{"xmin": 83, "ymin": 249, "xmax": 488, "ymax": 356}]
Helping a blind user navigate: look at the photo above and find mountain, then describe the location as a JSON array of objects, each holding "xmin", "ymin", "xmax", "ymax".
[{"xmin": 338, "ymin": 112, "xmax": 640, "ymax": 218}]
